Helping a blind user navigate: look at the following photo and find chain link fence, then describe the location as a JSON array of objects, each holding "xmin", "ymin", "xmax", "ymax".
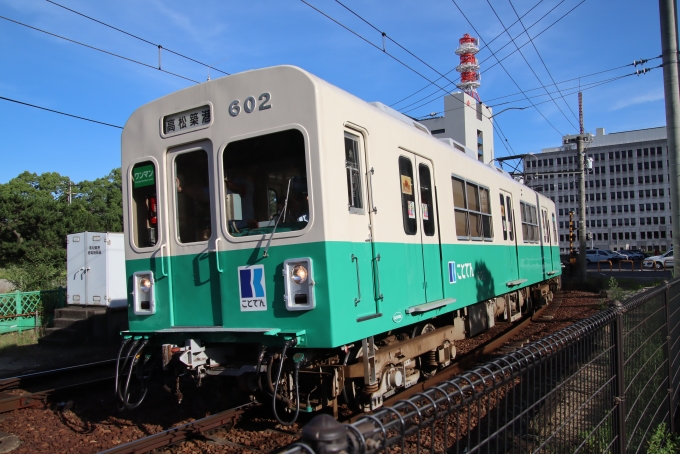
[
  {"xmin": 0, "ymin": 288, "xmax": 66, "ymax": 334},
  {"xmin": 279, "ymin": 279, "xmax": 680, "ymax": 453}
]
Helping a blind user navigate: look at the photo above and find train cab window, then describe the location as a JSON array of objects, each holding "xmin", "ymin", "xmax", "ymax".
[
  {"xmin": 131, "ymin": 161, "xmax": 159, "ymax": 248},
  {"xmin": 223, "ymin": 129, "xmax": 308, "ymax": 237},
  {"xmin": 399, "ymin": 157, "xmax": 417, "ymax": 235},
  {"xmin": 520, "ymin": 202, "xmax": 539, "ymax": 243},
  {"xmin": 344, "ymin": 132, "xmax": 363, "ymax": 213},
  {"xmin": 451, "ymin": 176, "xmax": 492, "ymax": 241},
  {"xmin": 175, "ymin": 150, "xmax": 212, "ymax": 243},
  {"xmin": 418, "ymin": 164, "xmax": 435, "ymax": 236}
]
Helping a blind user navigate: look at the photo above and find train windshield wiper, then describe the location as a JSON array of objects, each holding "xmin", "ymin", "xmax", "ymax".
[{"xmin": 263, "ymin": 177, "xmax": 293, "ymax": 258}]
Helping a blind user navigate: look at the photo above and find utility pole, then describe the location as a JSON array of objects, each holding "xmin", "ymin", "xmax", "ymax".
[
  {"xmin": 563, "ymin": 93, "xmax": 592, "ymax": 281},
  {"xmin": 67, "ymin": 180, "xmax": 73, "ymax": 205},
  {"xmin": 659, "ymin": 0, "xmax": 680, "ymax": 277}
]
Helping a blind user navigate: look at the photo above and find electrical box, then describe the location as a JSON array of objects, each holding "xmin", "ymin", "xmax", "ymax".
[{"xmin": 66, "ymin": 232, "xmax": 127, "ymax": 308}]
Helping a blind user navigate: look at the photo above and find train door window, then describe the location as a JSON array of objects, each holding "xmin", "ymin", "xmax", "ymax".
[
  {"xmin": 542, "ymin": 210, "xmax": 550, "ymax": 243},
  {"xmin": 452, "ymin": 177, "xmax": 468, "ymax": 239},
  {"xmin": 175, "ymin": 150, "xmax": 212, "ymax": 243},
  {"xmin": 551, "ymin": 213, "xmax": 557, "ymax": 244},
  {"xmin": 500, "ymin": 194, "xmax": 507, "ymax": 240},
  {"xmin": 399, "ymin": 156, "xmax": 417, "ymax": 235},
  {"xmin": 223, "ymin": 129, "xmax": 308, "ymax": 236},
  {"xmin": 479, "ymin": 187, "xmax": 492, "ymax": 239},
  {"xmin": 418, "ymin": 164, "xmax": 435, "ymax": 236},
  {"xmin": 506, "ymin": 196, "xmax": 514, "ymax": 241},
  {"xmin": 131, "ymin": 161, "xmax": 159, "ymax": 248},
  {"xmin": 520, "ymin": 202, "xmax": 539, "ymax": 243},
  {"xmin": 344, "ymin": 132, "xmax": 364, "ymax": 213}
]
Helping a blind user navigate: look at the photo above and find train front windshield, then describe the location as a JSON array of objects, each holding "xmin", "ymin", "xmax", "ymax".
[{"xmin": 223, "ymin": 129, "xmax": 309, "ymax": 236}]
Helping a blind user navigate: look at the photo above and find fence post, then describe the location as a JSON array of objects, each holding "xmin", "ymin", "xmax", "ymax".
[
  {"xmin": 665, "ymin": 281, "xmax": 675, "ymax": 432},
  {"xmin": 610, "ymin": 300, "xmax": 627, "ymax": 454}
]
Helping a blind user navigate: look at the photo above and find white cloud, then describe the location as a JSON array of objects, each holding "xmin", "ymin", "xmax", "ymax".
[{"xmin": 610, "ymin": 90, "xmax": 664, "ymax": 110}]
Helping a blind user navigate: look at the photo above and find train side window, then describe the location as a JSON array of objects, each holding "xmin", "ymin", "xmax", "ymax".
[
  {"xmin": 418, "ymin": 164, "xmax": 435, "ymax": 236},
  {"xmin": 398, "ymin": 156, "xmax": 417, "ymax": 235},
  {"xmin": 175, "ymin": 150, "xmax": 212, "ymax": 243},
  {"xmin": 506, "ymin": 196, "xmax": 514, "ymax": 242},
  {"xmin": 344, "ymin": 132, "xmax": 364, "ymax": 213},
  {"xmin": 451, "ymin": 176, "xmax": 492, "ymax": 241},
  {"xmin": 131, "ymin": 161, "xmax": 159, "ymax": 248},
  {"xmin": 520, "ymin": 202, "xmax": 539, "ymax": 243}
]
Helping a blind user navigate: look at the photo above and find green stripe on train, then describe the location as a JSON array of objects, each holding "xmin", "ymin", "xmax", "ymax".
[{"xmin": 125, "ymin": 242, "xmax": 560, "ymax": 348}]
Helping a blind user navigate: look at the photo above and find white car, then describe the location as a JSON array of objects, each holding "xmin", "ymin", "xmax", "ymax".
[
  {"xmin": 643, "ymin": 249, "xmax": 674, "ymax": 270},
  {"xmin": 585, "ymin": 249, "xmax": 620, "ymax": 264}
]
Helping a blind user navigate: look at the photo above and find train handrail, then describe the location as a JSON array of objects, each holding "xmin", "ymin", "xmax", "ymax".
[
  {"xmin": 351, "ymin": 254, "xmax": 361, "ymax": 305},
  {"xmin": 597, "ymin": 260, "xmax": 612, "ymax": 272},
  {"xmin": 374, "ymin": 254, "xmax": 384, "ymax": 301}
]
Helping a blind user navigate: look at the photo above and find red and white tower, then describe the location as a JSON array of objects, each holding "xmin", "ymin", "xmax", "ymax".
[{"xmin": 455, "ymin": 33, "xmax": 481, "ymax": 101}]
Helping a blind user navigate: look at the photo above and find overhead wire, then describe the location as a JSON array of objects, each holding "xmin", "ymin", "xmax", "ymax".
[
  {"xmin": 45, "ymin": 0, "xmax": 231, "ymax": 76},
  {"xmin": 450, "ymin": 0, "xmax": 566, "ymax": 136},
  {"xmin": 485, "ymin": 0, "xmax": 578, "ymax": 130},
  {"xmin": 396, "ymin": 0, "xmax": 580, "ymax": 114},
  {"xmin": 0, "ymin": 14, "xmax": 201, "ymax": 84},
  {"xmin": 389, "ymin": 0, "xmax": 548, "ymax": 108},
  {"xmin": 508, "ymin": 0, "xmax": 579, "ymax": 122},
  {"xmin": 0, "ymin": 95, "xmax": 123, "ymax": 129}
]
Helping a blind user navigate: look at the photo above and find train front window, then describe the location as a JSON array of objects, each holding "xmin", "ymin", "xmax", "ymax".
[
  {"xmin": 175, "ymin": 150, "xmax": 212, "ymax": 243},
  {"xmin": 223, "ymin": 129, "xmax": 308, "ymax": 236},
  {"xmin": 131, "ymin": 161, "xmax": 159, "ymax": 248}
]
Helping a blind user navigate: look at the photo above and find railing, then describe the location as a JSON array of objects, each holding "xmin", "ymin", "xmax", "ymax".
[
  {"xmin": 280, "ymin": 279, "xmax": 680, "ymax": 453},
  {"xmin": 0, "ymin": 288, "xmax": 66, "ymax": 334}
]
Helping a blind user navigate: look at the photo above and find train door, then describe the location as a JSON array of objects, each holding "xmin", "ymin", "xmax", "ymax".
[
  {"xmin": 344, "ymin": 129, "xmax": 379, "ymax": 319},
  {"xmin": 166, "ymin": 141, "xmax": 223, "ymax": 326},
  {"xmin": 499, "ymin": 190, "xmax": 520, "ymax": 282}
]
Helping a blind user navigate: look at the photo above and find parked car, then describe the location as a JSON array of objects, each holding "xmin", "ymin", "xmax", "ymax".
[
  {"xmin": 643, "ymin": 249, "xmax": 674, "ymax": 270},
  {"xmin": 605, "ymin": 250, "xmax": 627, "ymax": 262},
  {"xmin": 622, "ymin": 250, "xmax": 645, "ymax": 260},
  {"xmin": 585, "ymin": 249, "xmax": 620, "ymax": 264}
]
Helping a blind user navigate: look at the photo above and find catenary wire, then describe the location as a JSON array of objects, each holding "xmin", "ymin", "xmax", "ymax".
[
  {"xmin": 485, "ymin": 0, "xmax": 578, "ymax": 130},
  {"xmin": 45, "ymin": 0, "xmax": 231, "ymax": 76},
  {"xmin": 508, "ymin": 0, "xmax": 579, "ymax": 122},
  {"xmin": 389, "ymin": 0, "xmax": 548, "ymax": 108},
  {"xmin": 396, "ymin": 0, "xmax": 579, "ymax": 114},
  {"xmin": 0, "ymin": 95, "xmax": 123, "ymax": 129},
  {"xmin": 0, "ymin": 15, "xmax": 201, "ymax": 84},
  {"xmin": 451, "ymin": 0, "xmax": 566, "ymax": 136}
]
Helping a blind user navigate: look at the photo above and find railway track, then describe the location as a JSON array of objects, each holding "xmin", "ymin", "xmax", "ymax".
[{"xmin": 0, "ymin": 359, "xmax": 117, "ymax": 413}]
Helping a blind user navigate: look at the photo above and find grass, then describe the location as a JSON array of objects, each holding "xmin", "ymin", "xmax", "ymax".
[{"xmin": 0, "ymin": 329, "xmax": 40, "ymax": 352}]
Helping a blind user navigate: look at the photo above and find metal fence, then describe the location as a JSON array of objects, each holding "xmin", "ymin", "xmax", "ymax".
[
  {"xmin": 281, "ymin": 279, "xmax": 680, "ymax": 453},
  {"xmin": 0, "ymin": 288, "xmax": 66, "ymax": 334}
]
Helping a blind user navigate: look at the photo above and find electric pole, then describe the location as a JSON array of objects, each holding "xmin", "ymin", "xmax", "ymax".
[
  {"xmin": 659, "ymin": 0, "xmax": 680, "ymax": 277},
  {"xmin": 563, "ymin": 93, "xmax": 592, "ymax": 281}
]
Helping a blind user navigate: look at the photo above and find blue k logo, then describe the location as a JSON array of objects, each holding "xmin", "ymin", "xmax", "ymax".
[{"xmin": 238, "ymin": 265, "xmax": 267, "ymax": 311}]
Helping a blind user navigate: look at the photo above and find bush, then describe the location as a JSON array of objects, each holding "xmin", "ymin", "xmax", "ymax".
[
  {"xmin": 648, "ymin": 423, "xmax": 680, "ymax": 454},
  {"xmin": 3, "ymin": 250, "xmax": 65, "ymax": 292}
]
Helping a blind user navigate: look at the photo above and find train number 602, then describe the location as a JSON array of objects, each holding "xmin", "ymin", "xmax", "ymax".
[{"xmin": 229, "ymin": 92, "xmax": 272, "ymax": 117}]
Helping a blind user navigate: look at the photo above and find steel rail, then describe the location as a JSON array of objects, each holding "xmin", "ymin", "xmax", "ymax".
[
  {"xmin": 98, "ymin": 403, "xmax": 254, "ymax": 454},
  {"xmin": 0, "ymin": 358, "xmax": 117, "ymax": 392}
]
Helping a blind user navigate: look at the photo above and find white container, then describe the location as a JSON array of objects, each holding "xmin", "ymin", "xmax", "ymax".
[{"xmin": 66, "ymin": 232, "xmax": 127, "ymax": 308}]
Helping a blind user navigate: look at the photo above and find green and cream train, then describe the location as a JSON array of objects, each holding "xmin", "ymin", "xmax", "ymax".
[{"xmin": 118, "ymin": 65, "xmax": 561, "ymax": 422}]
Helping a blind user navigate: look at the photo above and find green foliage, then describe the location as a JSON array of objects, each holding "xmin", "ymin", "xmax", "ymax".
[
  {"xmin": 647, "ymin": 423, "xmax": 680, "ymax": 454},
  {"xmin": 608, "ymin": 277, "xmax": 625, "ymax": 302},
  {"xmin": 3, "ymin": 249, "xmax": 66, "ymax": 291},
  {"xmin": 0, "ymin": 168, "xmax": 122, "ymax": 270}
]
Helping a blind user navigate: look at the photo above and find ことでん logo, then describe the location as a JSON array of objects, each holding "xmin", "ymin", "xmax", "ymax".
[{"xmin": 238, "ymin": 265, "xmax": 267, "ymax": 311}]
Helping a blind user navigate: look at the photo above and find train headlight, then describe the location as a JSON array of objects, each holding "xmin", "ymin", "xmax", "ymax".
[
  {"xmin": 283, "ymin": 258, "xmax": 315, "ymax": 311},
  {"xmin": 139, "ymin": 277, "xmax": 151, "ymax": 293},
  {"xmin": 133, "ymin": 271, "xmax": 155, "ymax": 315},
  {"xmin": 290, "ymin": 265, "xmax": 308, "ymax": 284}
]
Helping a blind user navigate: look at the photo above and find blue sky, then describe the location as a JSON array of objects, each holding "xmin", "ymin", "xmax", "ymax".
[{"xmin": 0, "ymin": 0, "xmax": 669, "ymax": 183}]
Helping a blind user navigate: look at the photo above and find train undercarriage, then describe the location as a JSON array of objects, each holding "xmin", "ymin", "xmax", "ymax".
[{"xmin": 116, "ymin": 279, "xmax": 558, "ymax": 424}]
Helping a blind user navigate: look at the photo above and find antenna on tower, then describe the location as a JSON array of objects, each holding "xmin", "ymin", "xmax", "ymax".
[{"xmin": 455, "ymin": 33, "xmax": 481, "ymax": 102}]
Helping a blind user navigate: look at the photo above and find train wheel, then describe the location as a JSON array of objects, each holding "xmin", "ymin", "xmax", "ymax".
[{"xmin": 412, "ymin": 323, "xmax": 438, "ymax": 379}]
